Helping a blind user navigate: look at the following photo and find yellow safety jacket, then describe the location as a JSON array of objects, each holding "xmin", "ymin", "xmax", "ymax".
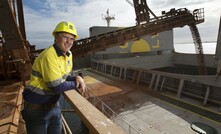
[{"xmin": 25, "ymin": 45, "xmax": 73, "ymax": 96}]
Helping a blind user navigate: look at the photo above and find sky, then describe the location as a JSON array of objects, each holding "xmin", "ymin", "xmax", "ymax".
[{"xmin": 22, "ymin": 0, "xmax": 221, "ymax": 49}]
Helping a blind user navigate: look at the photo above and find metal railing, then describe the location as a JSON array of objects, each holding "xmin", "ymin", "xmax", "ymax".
[
  {"xmin": 62, "ymin": 89, "xmax": 126, "ymax": 134},
  {"xmin": 86, "ymin": 88, "xmax": 141, "ymax": 134},
  {"xmin": 61, "ymin": 115, "xmax": 72, "ymax": 134},
  {"xmin": 91, "ymin": 61, "xmax": 221, "ymax": 109}
]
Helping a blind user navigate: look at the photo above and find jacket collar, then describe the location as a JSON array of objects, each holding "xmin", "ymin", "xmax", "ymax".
[{"xmin": 53, "ymin": 44, "xmax": 70, "ymax": 57}]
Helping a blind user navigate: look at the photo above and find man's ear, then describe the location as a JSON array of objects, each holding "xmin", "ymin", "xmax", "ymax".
[{"xmin": 54, "ymin": 33, "xmax": 60, "ymax": 42}]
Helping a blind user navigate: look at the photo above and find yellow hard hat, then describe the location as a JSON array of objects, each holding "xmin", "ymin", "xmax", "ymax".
[{"xmin": 52, "ymin": 21, "xmax": 79, "ymax": 38}]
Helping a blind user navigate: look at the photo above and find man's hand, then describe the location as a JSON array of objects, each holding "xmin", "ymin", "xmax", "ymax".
[{"xmin": 76, "ymin": 76, "xmax": 87, "ymax": 93}]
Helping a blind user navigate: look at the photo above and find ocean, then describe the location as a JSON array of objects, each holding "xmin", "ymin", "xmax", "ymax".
[{"xmin": 174, "ymin": 42, "xmax": 216, "ymax": 54}]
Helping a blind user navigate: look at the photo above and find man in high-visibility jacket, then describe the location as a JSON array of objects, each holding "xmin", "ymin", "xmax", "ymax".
[{"xmin": 21, "ymin": 21, "xmax": 87, "ymax": 134}]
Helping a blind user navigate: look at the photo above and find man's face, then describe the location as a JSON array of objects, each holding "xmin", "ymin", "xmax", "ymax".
[{"xmin": 55, "ymin": 32, "xmax": 75, "ymax": 54}]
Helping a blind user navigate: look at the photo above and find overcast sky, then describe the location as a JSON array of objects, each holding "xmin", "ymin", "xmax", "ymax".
[{"xmin": 22, "ymin": 0, "xmax": 221, "ymax": 49}]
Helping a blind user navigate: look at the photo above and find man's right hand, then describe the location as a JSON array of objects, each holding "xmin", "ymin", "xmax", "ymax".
[{"xmin": 76, "ymin": 76, "xmax": 87, "ymax": 93}]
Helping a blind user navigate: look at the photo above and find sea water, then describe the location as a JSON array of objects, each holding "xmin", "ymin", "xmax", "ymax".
[{"xmin": 174, "ymin": 42, "xmax": 216, "ymax": 54}]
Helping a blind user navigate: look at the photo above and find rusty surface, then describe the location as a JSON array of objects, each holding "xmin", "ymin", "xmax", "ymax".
[
  {"xmin": 71, "ymin": 8, "xmax": 204, "ymax": 58},
  {"xmin": 0, "ymin": 81, "xmax": 24, "ymax": 134},
  {"xmin": 30, "ymin": 8, "xmax": 204, "ymax": 59},
  {"xmin": 82, "ymin": 71, "xmax": 170, "ymax": 118},
  {"xmin": 0, "ymin": 0, "xmax": 32, "ymax": 81},
  {"xmin": 133, "ymin": 0, "xmax": 150, "ymax": 24},
  {"xmin": 0, "ymin": 0, "xmax": 30, "ymax": 58},
  {"xmin": 84, "ymin": 71, "xmax": 148, "ymax": 115}
]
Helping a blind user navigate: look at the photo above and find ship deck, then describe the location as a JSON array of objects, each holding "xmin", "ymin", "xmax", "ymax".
[
  {"xmin": 83, "ymin": 70, "xmax": 221, "ymax": 134},
  {"xmin": 1, "ymin": 69, "xmax": 221, "ymax": 134}
]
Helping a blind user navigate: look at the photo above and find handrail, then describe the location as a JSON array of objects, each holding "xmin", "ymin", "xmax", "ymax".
[
  {"xmin": 61, "ymin": 114, "xmax": 72, "ymax": 134},
  {"xmin": 62, "ymin": 90, "xmax": 126, "ymax": 134},
  {"xmin": 91, "ymin": 61, "xmax": 221, "ymax": 109},
  {"xmin": 91, "ymin": 61, "xmax": 221, "ymax": 87},
  {"xmin": 87, "ymin": 88, "xmax": 141, "ymax": 134}
]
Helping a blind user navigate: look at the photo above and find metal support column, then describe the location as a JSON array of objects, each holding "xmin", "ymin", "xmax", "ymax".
[
  {"xmin": 177, "ymin": 79, "xmax": 184, "ymax": 98},
  {"xmin": 154, "ymin": 74, "xmax": 161, "ymax": 91},
  {"xmin": 136, "ymin": 70, "xmax": 142, "ymax": 84},
  {"xmin": 203, "ymin": 86, "xmax": 210, "ymax": 106},
  {"xmin": 149, "ymin": 73, "xmax": 156, "ymax": 89}
]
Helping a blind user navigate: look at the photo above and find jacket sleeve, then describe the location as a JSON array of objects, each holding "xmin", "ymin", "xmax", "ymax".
[
  {"xmin": 41, "ymin": 53, "xmax": 76, "ymax": 94},
  {"xmin": 51, "ymin": 81, "xmax": 77, "ymax": 94},
  {"xmin": 66, "ymin": 75, "xmax": 76, "ymax": 81}
]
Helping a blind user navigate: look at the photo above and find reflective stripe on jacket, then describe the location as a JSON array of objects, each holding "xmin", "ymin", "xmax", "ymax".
[{"xmin": 26, "ymin": 45, "xmax": 73, "ymax": 95}]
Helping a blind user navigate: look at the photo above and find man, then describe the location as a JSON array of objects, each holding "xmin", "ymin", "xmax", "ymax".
[{"xmin": 22, "ymin": 21, "xmax": 87, "ymax": 134}]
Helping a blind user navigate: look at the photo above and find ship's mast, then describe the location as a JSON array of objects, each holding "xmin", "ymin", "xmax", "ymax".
[{"xmin": 102, "ymin": 9, "xmax": 115, "ymax": 27}]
